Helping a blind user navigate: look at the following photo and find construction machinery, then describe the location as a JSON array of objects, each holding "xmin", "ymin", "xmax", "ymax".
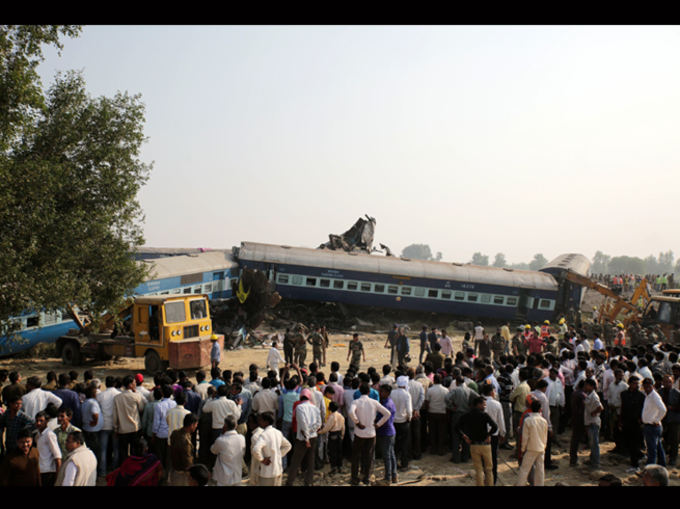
[{"xmin": 55, "ymin": 294, "xmax": 223, "ymax": 375}]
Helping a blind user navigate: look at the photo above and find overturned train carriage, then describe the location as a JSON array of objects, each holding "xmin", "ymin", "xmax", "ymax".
[{"xmin": 234, "ymin": 242, "xmax": 591, "ymax": 322}]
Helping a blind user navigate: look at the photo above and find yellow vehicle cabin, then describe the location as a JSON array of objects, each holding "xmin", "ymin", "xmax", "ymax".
[{"xmin": 56, "ymin": 294, "xmax": 223, "ymax": 375}]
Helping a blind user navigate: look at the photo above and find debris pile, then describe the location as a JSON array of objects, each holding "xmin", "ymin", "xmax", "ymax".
[{"xmin": 318, "ymin": 214, "xmax": 377, "ymax": 254}]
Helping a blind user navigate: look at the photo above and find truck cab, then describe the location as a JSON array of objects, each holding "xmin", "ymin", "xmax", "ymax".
[{"xmin": 57, "ymin": 294, "xmax": 223, "ymax": 375}]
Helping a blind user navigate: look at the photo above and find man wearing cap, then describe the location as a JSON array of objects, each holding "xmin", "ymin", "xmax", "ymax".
[
  {"xmin": 211, "ymin": 334, "xmax": 221, "ymax": 370},
  {"xmin": 134, "ymin": 374, "xmax": 150, "ymax": 401},
  {"xmin": 392, "ymin": 376, "xmax": 413, "ymax": 472}
]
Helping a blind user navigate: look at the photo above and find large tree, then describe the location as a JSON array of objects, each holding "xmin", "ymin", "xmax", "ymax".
[
  {"xmin": 492, "ymin": 252, "xmax": 507, "ymax": 268},
  {"xmin": 401, "ymin": 244, "xmax": 437, "ymax": 261},
  {"xmin": 470, "ymin": 252, "xmax": 489, "ymax": 266},
  {"xmin": 529, "ymin": 253, "xmax": 548, "ymax": 271},
  {"xmin": 0, "ymin": 26, "xmax": 151, "ymax": 344},
  {"xmin": 591, "ymin": 251, "xmax": 610, "ymax": 274}
]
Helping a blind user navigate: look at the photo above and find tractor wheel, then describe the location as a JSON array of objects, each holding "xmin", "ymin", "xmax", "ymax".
[
  {"xmin": 144, "ymin": 350, "xmax": 162, "ymax": 375},
  {"xmin": 61, "ymin": 342, "xmax": 82, "ymax": 366}
]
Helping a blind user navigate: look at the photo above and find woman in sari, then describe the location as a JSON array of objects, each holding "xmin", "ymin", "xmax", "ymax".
[{"xmin": 106, "ymin": 437, "xmax": 163, "ymax": 486}]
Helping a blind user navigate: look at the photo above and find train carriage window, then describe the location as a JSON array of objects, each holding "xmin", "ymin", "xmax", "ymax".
[
  {"xmin": 388, "ymin": 286, "xmax": 399, "ymax": 295},
  {"xmin": 493, "ymin": 296, "xmax": 504, "ymax": 305},
  {"xmin": 306, "ymin": 278, "xmax": 317, "ymax": 287},
  {"xmin": 360, "ymin": 283, "xmax": 371, "ymax": 292},
  {"xmin": 193, "ymin": 286, "xmax": 201, "ymax": 294},
  {"xmin": 320, "ymin": 279, "xmax": 331, "ymax": 288},
  {"xmin": 26, "ymin": 316, "xmax": 39, "ymax": 328},
  {"xmin": 441, "ymin": 291, "xmax": 452, "ymax": 300},
  {"xmin": 171, "ymin": 288, "xmax": 181, "ymax": 294},
  {"xmin": 414, "ymin": 288, "xmax": 425, "ymax": 297},
  {"xmin": 203, "ymin": 283, "xmax": 212, "ymax": 293},
  {"xmin": 347, "ymin": 282, "xmax": 358, "ymax": 291},
  {"xmin": 161, "ymin": 291, "xmax": 170, "ymax": 295},
  {"xmin": 401, "ymin": 287, "xmax": 412, "ymax": 296},
  {"xmin": 467, "ymin": 293, "xmax": 479, "ymax": 302},
  {"xmin": 481, "ymin": 294, "xmax": 491, "ymax": 303},
  {"xmin": 539, "ymin": 299, "xmax": 551, "ymax": 309},
  {"xmin": 183, "ymin": 287, "xmax": 191, "ymax": 294},
  {"xmin": 428, "ymin": 289, "xmax": 439, "ymax": 298},
  {"xmin": 277, "ymin": 274, "xmax": 290, "ymax": 284},
  {"xmin": 44, "ymin": 312, "xmax": 58, "ymax": 326},
  {"xmin": 507, "ymin": 297, "xmax": 518, "ymax": 306},
  {"xmin": 374, "ymin": 284, "xmax": 385, "ymax": 293},
  {"xmin": 454, "ymin": 292, "xmax": 465, "ymax": 301},
  {"xmin": 333, "ymin": 280, "xmax": 345, "ymax": 289},
  {"xmin": 292, "ymin": 275, "xmax": 303, "ymax": 285}
]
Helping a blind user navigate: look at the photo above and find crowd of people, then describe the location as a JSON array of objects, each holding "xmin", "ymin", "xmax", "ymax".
[{"xmin": 0, "ymin": 316, "xmax": 677, "ymax": 487}]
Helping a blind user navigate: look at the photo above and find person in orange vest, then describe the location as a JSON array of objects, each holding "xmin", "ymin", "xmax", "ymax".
[
  {"xmin": 614, "ymin": 323, "xmax": 626, "ymax": 347},
  {"xmin": 540, "ymin": 321, "xmax": 551, "ymax": 339}
]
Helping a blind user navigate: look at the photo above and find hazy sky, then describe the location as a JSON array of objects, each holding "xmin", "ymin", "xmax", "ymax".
[{"xmin": 37, "ymin": 25, "xmax": 680, "ymax": 265}]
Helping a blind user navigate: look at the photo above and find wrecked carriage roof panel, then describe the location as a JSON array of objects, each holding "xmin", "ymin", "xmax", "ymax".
[
  {"xmin": 146, "ymin": 251, "xmax": 238, "ymax": 281},
  {"xmin": 540, "ymin": 253, "xmax": 591, "ymax": 277},
  {"xmin": 237, "ymin": 242, "xmax": 558, "ymax": 291}
]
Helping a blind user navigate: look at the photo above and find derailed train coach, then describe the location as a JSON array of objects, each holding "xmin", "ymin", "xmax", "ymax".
[
  {"xmin": 234, "ymin": 242, "xmax": 590, "ymax": 322},
  {"xmin": 0, "ymin": 251, "xmax": 239, "ymax": 356}
]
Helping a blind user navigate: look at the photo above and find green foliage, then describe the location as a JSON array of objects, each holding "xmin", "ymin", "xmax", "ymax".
[
  {"xmin": 401, "ymin": 244, "xmax": 435, "ymax": 261},
  {"xmin": 0, "ymin": 26, "xmax": 151, "ymax": 346},
  {"xmin": 591, "ymin": 251, "xmax": 611, "ymax": 274},
  {"xmin": 471, "ymin": 252, "xmax": 489, "ymax": 266},
  {"xmin": 529, "ymin": 253, "xmax": 548, "ymax": 271},
  {"xmin": 609, "ymin": 255, "xmax": 644, "ymax": 275},
  {"xmin": 492, "ymin": 252, "xmax": 507, "ymax": 268},
  {"xmin": 0, "ymin": 25, "xmax": 83, "ymax": 153}
]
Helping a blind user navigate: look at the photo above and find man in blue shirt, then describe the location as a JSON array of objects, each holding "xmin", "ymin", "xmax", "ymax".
[
  {"xmin": 53, "ymin": 374, "xmax": 82, "ymax": 428},
  {"xmin": 377, "ymin": 385, "xmax": 397, "ymax": 483}
]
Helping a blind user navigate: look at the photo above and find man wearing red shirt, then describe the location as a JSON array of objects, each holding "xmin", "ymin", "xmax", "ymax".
[{"xmin": 528, "ymin": 333, "xmax": 545, "ymax": 355}]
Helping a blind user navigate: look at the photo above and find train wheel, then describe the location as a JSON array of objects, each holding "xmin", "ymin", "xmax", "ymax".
[
  {"xmin": 144, "ymin": 350, "xmax": 162, "ymax": 375},
  {"xmin": 61, "ymin": 342, "xmax": 82, "ymax": 366}
]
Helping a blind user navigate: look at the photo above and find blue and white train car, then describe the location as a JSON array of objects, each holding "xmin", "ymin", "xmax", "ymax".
[
  {"xmin": 234, "ymin": 242, "xmax": 582, "ymax": 322},
  {"xmin": 0, "ymin": 251, "xmax": 239, "ymax": 356},
  {"xmin": 539, "ymin": 253, "xmax": 591, "ymax": 312}
]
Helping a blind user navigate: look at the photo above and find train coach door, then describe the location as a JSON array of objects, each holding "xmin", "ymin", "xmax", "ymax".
[{"xmin": 516, "ymin": 290, "xmax": 529, "ymax": 321}]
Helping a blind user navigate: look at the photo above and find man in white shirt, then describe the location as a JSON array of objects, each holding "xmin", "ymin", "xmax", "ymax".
[
  {"xmin": 266, "ymin": 341, "xmax": 286, "ymax": 373},
  {"xmin": 201, "ymin": 384, "xmax": 243, "ymax": 439},
  {"xmin": 35, "ymin": 410, "xmax": 62, "ymax": 486},
  {"xmin": 151, "ymin": 385, "xmax": 176, "ymax": 482},
  {"xmin": 96, "ymin": 375, "xmax": 120, "ymax": 477},
  {"xmin": 285, "ymin": 389, "xmax": 322, "ymax": 486},
  {"xmin": 348, "ymin": 383, "xmax": 391, "ymax": 486},
  {"xmin": 481, "ymin": 384, "xmax": 506, "ymax": 485},
  {"xmin": 607, "ymin": 369, "xmax": 628, "ymax": 454},
  {"xmin": 642, "ymin": 377, "xmax": 667, "ymax": 466},
  {"xmin": 392, "ymin": 376, "xmax": 413, "ymax": 471},
  {"xmin": 546, "ymin": 368, "xmax": 565, "ymax": 445},
  {"xmin": 406, "ymin": 369, "xmax": 425, "ymax": 461},
  {"xmin": 21, "ymin": 376, "xmax": 62, "ymax": 419},
  {"xmin": 56, "ymin": 431, "xmax": 97, "ymax": 486},
  {"xmin": 251, "ymin": 411, "xmax": 292, "ymax": 486},
  {"xmin": 134, "ymin": 374, "xmax": 151, "ymax": 401},
  {"xmin": 515, "ymin": 400, "xmax": 549, "ymax": 486},
  {"xmin": 211, "ymin": 415, "xmax": 246, "ymax": 486},
  {"xmin": 252, "ymin": 378, "xmax": 279, "ymax": 421}
]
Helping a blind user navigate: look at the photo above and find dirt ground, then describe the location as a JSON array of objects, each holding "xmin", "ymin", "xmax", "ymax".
[{"xmin": 2, "ymin": 330, "xmax": 678, "ymax": 486}]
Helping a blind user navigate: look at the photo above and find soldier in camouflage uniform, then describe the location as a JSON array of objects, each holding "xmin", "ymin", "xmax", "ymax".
[
  {"xmin": 308, "ymin": 326, "xmax": 324, "ymax": 367},
  {"xmin": 603, "ymin": 318, "xmax": 614, "ymax": 347},
  {"xmin": 294, "ymin": 327, "xmax": 307, "ymax": 367},
  {"xmin": 653, "ymin": 325, "xmax": 667, "ymax": 343},
  {"xmin": 347, "ymin": 333, "xmax": 365, "ymax": 371},
  {"xmin": 491, "ymin": 328, "xmax": 505, "ymax": 362}
]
